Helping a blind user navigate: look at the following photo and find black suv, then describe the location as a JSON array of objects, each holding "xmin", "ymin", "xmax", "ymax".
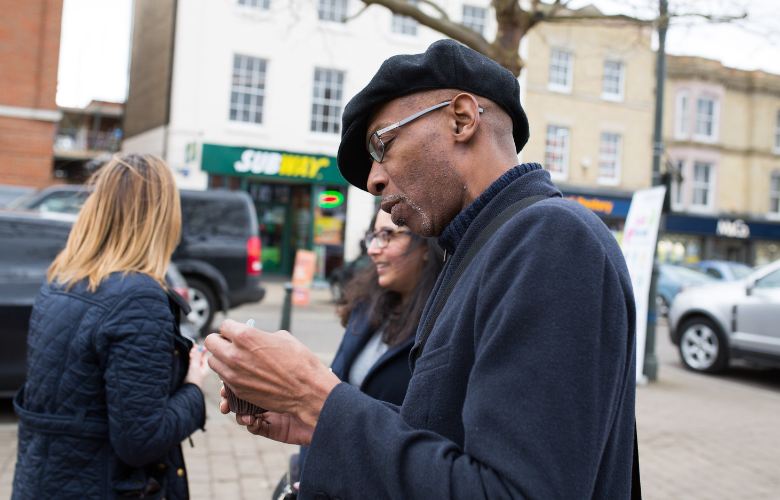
[
  {"xmin": 15, "ymin": 185, "xmax": 266, "ymax": 335},
  {"xmin": 0, "ymin": 210, "xmax": 199, "ymax": 396}
]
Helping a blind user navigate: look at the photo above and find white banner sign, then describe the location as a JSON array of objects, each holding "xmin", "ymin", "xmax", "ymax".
[{"xmin": 620, "ymin": 186, "xmax": 666, "ymax": 382}]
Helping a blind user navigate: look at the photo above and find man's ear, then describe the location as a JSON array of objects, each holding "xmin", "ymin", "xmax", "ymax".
[{"xmin": 450, "ymin": 93, "xmax": 481, "ymax": 144}]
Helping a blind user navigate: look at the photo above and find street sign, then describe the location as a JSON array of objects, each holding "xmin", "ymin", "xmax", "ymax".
[{"xmin": 620, "ymin": 186, "xmax": 666, "ymax": 382}]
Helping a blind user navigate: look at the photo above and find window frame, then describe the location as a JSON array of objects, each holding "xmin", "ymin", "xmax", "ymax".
[
  {"xmin": 391, "ymin": 0, "xmax": 419, "ymax": 35},
  {"xmin": 544, "ymin": 125, "xmax": 570, "ymax": 181},
  {"xmin": 310, "ymin": 68, "xmax": 346, "ymax": 135},
  {"xmin": 547, "ymin": 49, "xmax": 574, "ymax": 94},
  {"xmin": 674, "ymin": 91, "xmax": 690, "ymax": 140},
  {"xmin": 601, "ymin": 60, "xmax": 625, "ymax": 102},
  {"xmin": 237, "ymin": 0, "xmax": 270, "ymax": 10},
  {"xmin": 692, "ymin": 95, "xmax": 719, "ymax": 143},
  {"xmin": 318, "ymin": 0, "xmax": 349, "ymax": 23},
  {"xmin": 461, "ymin": 5, "xmax": 487, "ymax": 36},
  {"xmin": 689, "ymin": 161, "xmax": 716, "ymax": 212},
  {"xmin": 774, "ymin": 110, "xmax": 780, "ymax": 154},
  {"xmin": 770, "ymin": 171, "xmax": 780, "ymax": 215},
  {"xmin": 597, "ymin": 132, "xmax": 622, "ymax": 186},
  {"xmin": 228, "ymin": 54, "xmax": 268, "ymax": 126},
  {"xmin": 671, "ymin": 159, "xmax": 685, "ymax": 211}
]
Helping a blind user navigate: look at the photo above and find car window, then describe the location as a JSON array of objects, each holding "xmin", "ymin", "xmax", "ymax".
[
  {"xmin": 755, "ymin": 269, "xmax": 780, "ymax": 289},
  {"xmin": 728, "ymin": 263, "xmax": 753, "ymax": 280},
  {"xmin": 181, "ymin": 196, "xmax": 250, "ymax": 239},
  {"xmin": 31, "ymin": 191, "xmax": 89, "ymax": 215},
  {"xmin": 662, "ymin": 265, "xmax": 714, "ymax": 281},
  {"xmin": 704, "ymin": 268, "xmax": 723, "ymax": 279}
]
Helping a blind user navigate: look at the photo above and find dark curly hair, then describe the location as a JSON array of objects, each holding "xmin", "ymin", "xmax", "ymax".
[{"xmin": 337, "ymin": 211, "xmax": 445, "ymax": 347}]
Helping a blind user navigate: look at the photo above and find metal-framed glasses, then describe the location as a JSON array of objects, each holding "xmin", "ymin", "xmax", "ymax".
[
  {"xmin": 368, "ymin": 100, "xmax": 483, "ymax": 163},
  {"xmin": 365, "ymin": 228, "xmax": 411, "ymax": 249}
]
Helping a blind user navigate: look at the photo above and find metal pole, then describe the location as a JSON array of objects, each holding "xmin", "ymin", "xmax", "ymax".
[
  {"xmin": 280, "ymin": 282, "xmax": 293, "ymax": 332},
  {"xmin": 644, "ymin": 0, "xmax": 668, "ymax": 382}
]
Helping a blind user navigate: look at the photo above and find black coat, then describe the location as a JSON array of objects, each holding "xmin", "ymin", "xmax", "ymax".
[
  {"xmin": 13, "ymin": 272, "xmax": 206, "ymax": 500},
  {"xmin": 297, "ymin": 305, "xmax": 415, "ymax": 479},
  {"xmin": 299, "ymin": 164, "xmax": 637, "ymax": 499}
]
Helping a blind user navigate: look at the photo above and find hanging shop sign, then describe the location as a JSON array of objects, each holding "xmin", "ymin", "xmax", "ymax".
[
  {"xmin": 317, "ymin": 191, "xmax": 344, "ymax": 208},
  {"xmin": 201, "ymin": 143, "xmax": 348, "ymax": 185},
  {"xmin": 561, "ymin": 192, "xmax": 632, "ymax": 218}
]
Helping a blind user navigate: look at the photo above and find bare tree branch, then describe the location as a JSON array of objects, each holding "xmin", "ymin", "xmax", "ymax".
[
  {"xmin": 415, "ymin": 0, "xmax": 449, "ymax": 22},
  {"xmin": 362, "ymin": 0, "xmax": 491, "ymax": 55}
]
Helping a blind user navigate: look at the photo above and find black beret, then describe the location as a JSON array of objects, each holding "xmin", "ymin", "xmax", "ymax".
[{"xmin": 337, "ymin": 39, "xmax": 530, "ymax": 191}]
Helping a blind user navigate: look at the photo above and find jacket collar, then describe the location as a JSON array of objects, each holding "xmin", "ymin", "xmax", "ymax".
[{"xmin": 437, "ymin": 163, "xmax": 544, "ymax": 256}]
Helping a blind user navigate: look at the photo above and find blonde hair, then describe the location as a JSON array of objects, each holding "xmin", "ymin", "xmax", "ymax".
[{"xmin": 48, "ymin": 153, "xmax": 182, "ymax": 292}]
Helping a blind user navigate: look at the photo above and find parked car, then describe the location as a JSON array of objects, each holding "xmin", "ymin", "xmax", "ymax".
[
  {"xmin": 688, "ymin": 260, "xmax": 753, "ymax": 282},
  {"xmin": 14, "ymin": 185, "xmax": 266, "ymax": 335},
  {"xmin": 0, "ymin": 210, "xmax": 195, "ymax": 396},
  {"xmin": 656, "ymin": 263, "xmax": 715, "ymax": 317},
  {"xmin": 328, "ymin": 254, "xmax": 371, "ymax": 302},
  {"xmin": 669, "ymin": 258, "xmax": 780, "ymax": 374},
  {"xmin": 0, "ymin": 184, "xmax": 36, "ymax": 208}
]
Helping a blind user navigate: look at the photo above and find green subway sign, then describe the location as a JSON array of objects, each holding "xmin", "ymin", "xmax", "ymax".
[{"xmin": 201, "ymin": 143, "xmax": 348, "ymax": 185}]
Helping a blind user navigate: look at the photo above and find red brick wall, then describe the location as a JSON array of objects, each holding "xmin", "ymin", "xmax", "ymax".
[{"xmin": 0, "ymin": 0, "xmax": 63, "ymax": 186}]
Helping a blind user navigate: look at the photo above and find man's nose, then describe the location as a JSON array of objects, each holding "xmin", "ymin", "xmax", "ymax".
[{"xmin": 366, "ymin": 162, "xmax": 388, "ymax": 196}]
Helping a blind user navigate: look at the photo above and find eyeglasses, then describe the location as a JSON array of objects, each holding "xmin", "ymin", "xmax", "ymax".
[
  {"xmin": 368, "ymin": 100, "xmax": 484, "ymax": 163},
  {"xmin": 365, "ymin": 228, "xmax": 411, "ymax": 249}
]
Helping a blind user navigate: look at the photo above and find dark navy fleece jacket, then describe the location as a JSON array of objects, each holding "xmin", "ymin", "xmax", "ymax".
[{"xmin": 300, "ymin": 164, "xmax": 637, "ymax": 500}]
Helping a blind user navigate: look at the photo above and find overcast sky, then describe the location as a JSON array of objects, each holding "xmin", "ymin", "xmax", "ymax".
[{"xmin": 56, "ymin": 0, "xmax": 780, "ymax": 108}]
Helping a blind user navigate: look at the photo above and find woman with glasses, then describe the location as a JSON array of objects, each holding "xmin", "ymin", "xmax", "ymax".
[{"xmin": 278, "ymin": 209, "xmax": 444, "ymax": 496}]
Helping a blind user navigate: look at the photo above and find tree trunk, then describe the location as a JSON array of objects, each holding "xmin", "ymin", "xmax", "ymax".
[{"xmin": 489, "ymin": 0, "xmax": 534, "ymax": 76}]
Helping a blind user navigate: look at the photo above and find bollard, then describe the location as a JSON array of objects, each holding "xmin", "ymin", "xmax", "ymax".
[{"xmin": 280, "ymin": 282, "xmax": 293, "ymax": 332}]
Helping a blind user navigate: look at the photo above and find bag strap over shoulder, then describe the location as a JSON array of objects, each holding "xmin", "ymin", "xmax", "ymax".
[
  {"xmin": 409, "ymin": 194, "xmax": 547, "ymax": 373},
  {"xmin": 407, "ymin": 192, "xmax": 642, "ymax": 498}
]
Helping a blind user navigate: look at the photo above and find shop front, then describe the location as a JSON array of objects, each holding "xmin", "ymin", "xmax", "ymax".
[
  {"xmin": 658, "ymin": 214, "xmax": 780, "ymax": 266},
  {"xmin": 559, "ymin": 187, "xmax": 633, "ymax": 242},
  {"xmin": 201, "ymin": 143, "xmax": 350, "ymax": 277}
]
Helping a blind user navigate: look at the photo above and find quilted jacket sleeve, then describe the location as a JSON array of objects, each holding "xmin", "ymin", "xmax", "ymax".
[{"xmin": 100, "ymin": 284, "xmax": 206, "ymax": 468}]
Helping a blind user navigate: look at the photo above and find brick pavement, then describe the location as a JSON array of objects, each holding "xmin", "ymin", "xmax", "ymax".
[{"xmin": 1, "ymin": 281, "xmax": 779, "ymax": 499}]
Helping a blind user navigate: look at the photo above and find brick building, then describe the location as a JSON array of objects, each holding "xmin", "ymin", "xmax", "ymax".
[{"xmin": 0, "ymin": 0, "xmax": 64, "ymax": 187}]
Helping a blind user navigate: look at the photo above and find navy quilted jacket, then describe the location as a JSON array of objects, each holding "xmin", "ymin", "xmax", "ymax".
[{"xmin": 12, "ymin": 272, "xmax": 206, "ymax": 500}]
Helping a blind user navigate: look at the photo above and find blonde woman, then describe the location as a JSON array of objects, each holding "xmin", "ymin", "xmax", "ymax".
[{"xmin": 12, "ymin": 153, "xmax": 209, "ymax": 500}]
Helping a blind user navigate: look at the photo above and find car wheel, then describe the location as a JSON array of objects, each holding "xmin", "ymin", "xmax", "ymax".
[
  {"xmin": 677, "ymin": 316, "xmax": 728, "ymax": 373},
  {"xmin": 186, "ymin": 278, "xmax": 217, "ymax": 337},
  {"xmin": 331, "ymin": 280, "xmax": 344, "ymax": 303},
  {"xmin": 656, "ymin": 295, "xmax": 670, "ymax": 317}
]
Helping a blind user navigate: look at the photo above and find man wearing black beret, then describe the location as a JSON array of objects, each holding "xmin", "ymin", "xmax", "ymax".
[{"xmin": 207, "ymin": 39, "xmax": 638, "ymax": 499}]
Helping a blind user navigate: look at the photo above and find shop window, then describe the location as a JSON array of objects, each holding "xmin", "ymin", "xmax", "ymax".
[
  {"xmin": 181, "ymin": 197, "xmax": 250, "ymax": 238},
  {"xmin": 311, "ymin": 68, "xmax": 345, "ymax": 134},
  {"xmin": 392, "ymin": 0, "xmax": 418, "ymax": 35},
  {"xmin": 598, "ymin": 132, "xmax": 621, "ymax": 185},
  {"xmin": 545, "ymin": 125, "xmax": 569, "ymax": 181},
  {"xmin": 238, "ymin": 0, "xmax": 270, "ymax": 9},
  {"xmin": 774, "ymin": 111, "xmax": 780, "ymax": 153},
  {"xmin": 691, "ymin": 161, "xmax": 713, "ymax": 209},
  {"xmin": 694, "ymin": 96, "xmax": 718, "ymax": 142},
  {"xmin": 229, "ymin": 55, "xmax": 267, "ymax": 124},
  {"xmin": 674, "ymin": 91, "xmax": 689, "ymax": 139},
  {"xmin": 548, "ymin": 49, "xmax": 573, "ymax": 94},
  {"xmin": 657, "ymin": 235, "xmax": 702, "ymax": 264},
  {"xmin": 770, "ymin": 171, "xmax": 780, "ymax": 214},
  {"xmin": 319, "ymin": 0, "xmax": 348, "ymax": 22},
  {"xmin": 601, "ymin": 60, "xmax": 624, "ymax": 102},
  {"xmin": 462, "ymin": 5, "xmax": 487, "ymax": 36}
]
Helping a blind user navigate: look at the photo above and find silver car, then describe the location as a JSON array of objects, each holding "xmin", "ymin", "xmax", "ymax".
[{"xmin": 668, "ymin": 258, "xmax": 780, "ymax": 373}]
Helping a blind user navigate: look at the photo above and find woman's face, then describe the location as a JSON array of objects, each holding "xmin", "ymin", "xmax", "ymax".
[{"xmin": 367, "ymin": 210, "xmax": 428, "ymax": 300}]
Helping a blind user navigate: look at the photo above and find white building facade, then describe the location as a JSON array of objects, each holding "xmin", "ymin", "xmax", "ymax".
[{"xmin": 124, "ymin": 0, "xmax": 495, "ymax": 276}]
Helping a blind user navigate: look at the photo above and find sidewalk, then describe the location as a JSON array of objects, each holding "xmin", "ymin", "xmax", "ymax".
[{"xmin": 1, "ymin": 281, "xmax": 779, "ymax": 499}]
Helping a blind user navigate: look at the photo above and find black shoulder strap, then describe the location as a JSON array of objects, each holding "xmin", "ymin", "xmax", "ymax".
[
  {"xmin": 410, "ymin": 194, "xmax": 547, "ymax": 373},
  {"xmin": 633, "ymin": 421, "xmax": 642, "ymax": 499}
]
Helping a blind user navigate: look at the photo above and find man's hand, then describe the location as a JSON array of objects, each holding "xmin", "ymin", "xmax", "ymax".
[
  {"xmin": 218, "ymin": 386, "xmax": 315, "ymax": 445},
  {"xmin": 206, "ymin": 319, "xmax": 340, "ymax": 434}
]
